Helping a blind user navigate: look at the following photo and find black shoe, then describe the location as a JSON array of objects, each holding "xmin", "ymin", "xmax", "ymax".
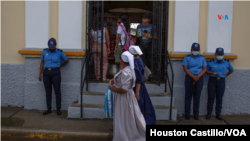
[
  {"xmin": 57, "ymin": 111, "xmax": 62, "ymax": 115},
  {"xmin": 206, "ymin": 115, "xmax": 211, "ymax": 119},
  {"xmin": 194, "ymin": 116, "xmax": 199, "ymax": 120},
  {"xmin": 185, "ymin": 115, "xmax": 190, "ymax": 120},
  {"xmin": 43, "ymin": 110, "xmax": 51, "ymax": 115},
  {"xmin": 216, "ymin": 116, "xmax": 223, "ymax": 120}
]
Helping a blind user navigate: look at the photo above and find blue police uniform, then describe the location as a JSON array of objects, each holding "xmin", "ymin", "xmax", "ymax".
[
  {"xmin": 182, "ymin": 43, "xmax": 207, "ymax": 118},
  {"xmin": 41, "ymin": 38, "xmax": 68, "ymax": 114},
  {"xmin": 207, "ymin": 58, "xmax": 234, "ymax": 117}
]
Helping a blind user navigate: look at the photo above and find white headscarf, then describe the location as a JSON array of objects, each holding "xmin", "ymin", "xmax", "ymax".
[
  {"xmin": 121, "ymin": 51, "xmax": 134, "ymax": 69},
  {"xmin": 121, "ymin": 51, "xmax": 136, "ymax": 88},
  {"xmin": 129, "ymin": 45, "xmax": 143, "ymax": 55}
]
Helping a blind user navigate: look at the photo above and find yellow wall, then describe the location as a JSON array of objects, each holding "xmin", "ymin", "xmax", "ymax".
[
  {"xmin": 167, "ymin": 1, "xmax": 175, "ymax": 52},
  {"xmin": 198, "ymin": 1, "xmax": 208, "ymax": 54},
  {"xmin": 231, "ymin": 1, "xmax": 250, "ymax": 69},
  {"xmin": 50, "ymin": 1, "xmax": 58, "ymax": 44},
  {"xmin": 1, "ymin": 1, "xmax": 25, "ymax": 64}
]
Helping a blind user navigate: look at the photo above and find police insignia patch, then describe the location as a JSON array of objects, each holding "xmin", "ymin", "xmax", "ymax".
[
  {"xmin": 195, "ymin": 44, "xmax": 198, "ymax": 47},
  {"xmin": 213, "ymin": 65, "xmax": 215, "ymax": 67},
  {"xmin": 189, "ymin": 59, "xmax": 192, "ymax": 61},
  {"xmin": 50, "ymin": 41, "xmax": 53, "ymax": 45},
  {"xmin": 46, "ymin": 53, "xmax": 48, "ymax": 56}
]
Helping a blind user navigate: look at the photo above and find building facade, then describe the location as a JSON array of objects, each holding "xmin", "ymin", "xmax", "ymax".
[{"xmin": 1, "ymin": 1, "xmax": 250, "ymax": 117}]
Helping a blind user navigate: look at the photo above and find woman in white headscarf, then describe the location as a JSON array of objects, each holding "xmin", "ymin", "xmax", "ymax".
[
  {"xmin": 129, "ymin": 45, "xmax": 156, "ymax": 125},
  {"xmin": 109, "ymin": 51, "xmax": 146, "ymax": 141}
]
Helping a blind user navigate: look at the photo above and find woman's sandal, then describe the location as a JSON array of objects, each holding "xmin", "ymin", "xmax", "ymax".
[{"xmin": 103, "ymin": 78, "xmax": 110, "ymax": 82}]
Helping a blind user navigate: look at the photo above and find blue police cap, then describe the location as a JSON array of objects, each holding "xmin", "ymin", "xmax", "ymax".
[
  {"xmin": 48, "ymin": 38, "xmax": 57, "ymax": 48},
  {"xmin": 216, "ymin": 47, "xmax": 224, "ymax": 55},
  {"xmin": 191, "ymin": 43, "xmax": 200, "ymax": 50}
]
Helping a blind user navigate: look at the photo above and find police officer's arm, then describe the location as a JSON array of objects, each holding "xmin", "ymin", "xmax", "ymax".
[
  {"xmin": 39, "ymin": 60, "xmax": 44, "ymax": 81},
  {"xmin": 183, "ymin": 65, "xmax": 196, "ymax": 79},
  {"xmin": 206, "ymin": 61, "xmax": 217, "ymax": 75},
  {"xmin": 182, "ymin": 57, "xmax": 196, "ymax": 80},
  {"xmin": 198, "ymin": 58, "xmax": 207, "ymax": 78},
  {"xmin": 59, "ymin": 51, "xmax": 69, "ymax": 68},
  {"xmin": 198, "ymin": 66, "xmax": 207, "ymax": 78},
  {"xmin": 226, "ymin": 61, "xmax": 234, "ymax": 77},
  {"xmin": 226, "ymin": 71, "xmax": 233, "ymax": 77},
  {"xmin": 60, "ymin": 59, "xmax": 69, "ymax": 68}
]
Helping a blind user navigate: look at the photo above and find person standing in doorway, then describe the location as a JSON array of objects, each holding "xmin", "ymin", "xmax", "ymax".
[
  {"xmin": 114, "ymin": 14, "xmax": 129, "ymax": 66},
  {"xmin": 39, "ymin": 38, "xmax": 69, "ymax": 115},
  {"xmin": 206, "ymin": 47, "xmax": 234, "ymax": 120},
  {"xmin": 136, "ymin": 13, "xmax": 157, "ymax": 73},
  {"xmin": 182, "ymin": 43, "xmax": 207, "ymax": 120},
  {"xmin": 129, "ymin": 45, "xmax": 156, "ymax": 125},
  {"xmin": 90, "ymin": 19, "xmax": 110, "ymax": 81}
]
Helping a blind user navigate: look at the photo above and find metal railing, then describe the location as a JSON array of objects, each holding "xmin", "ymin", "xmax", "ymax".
[
  {"xmin": 165, "ymin": 50, "xmax": 174, "ymax": 120},
  {"xmin": 80, "ymin": 55, "xmax": 88, "ymax": 118}
]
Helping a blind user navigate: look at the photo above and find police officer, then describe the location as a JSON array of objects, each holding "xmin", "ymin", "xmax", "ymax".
[
  {"xmin": 182, "ymin": 43, "xmax": 207, "ymax": 120},
  {"xmin": 206, "ymin": 47, "xmax": 234, "ymax": 120},
  {"xmin": 38, "ymin": 38, "xmax": 69, "ymax": 115}
]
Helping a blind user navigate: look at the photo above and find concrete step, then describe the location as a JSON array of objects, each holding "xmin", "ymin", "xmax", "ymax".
[
  {"xmin": 78, "ymin": 92, "xmax": 175, "ymax": 106},
  {"xmin": 67, "ymin": 102, "xmax": 177, "ymax": 120},
  {"xmin": 85, "ymin": 82, "xmax": 166, "ymax": 94}
]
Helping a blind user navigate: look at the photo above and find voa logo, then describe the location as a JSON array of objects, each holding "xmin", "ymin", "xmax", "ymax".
[{"xmin": 218, "ymin": 15, "xmax": 229, "ymax": 20}]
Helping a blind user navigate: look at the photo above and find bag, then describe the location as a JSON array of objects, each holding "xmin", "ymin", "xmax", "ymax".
[
  {"xmin": 119, "ymin": 24, "xmax": 135, "ymax": 51},
  {"xmin": 104, "ymin": 84, "xmax": 113, "ymax": 118},
  {"xmin": 143, "ymin": 65, "xmax": 152, "ymax": 82}
]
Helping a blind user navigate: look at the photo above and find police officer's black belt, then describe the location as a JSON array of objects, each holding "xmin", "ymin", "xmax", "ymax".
[
  {"xmin": 210, "ymin": 76, "xmax": 225, "ymax": 80},
  {"xmin": 44, "ymin": 67, "xmax": 60, "ymax": 70}
]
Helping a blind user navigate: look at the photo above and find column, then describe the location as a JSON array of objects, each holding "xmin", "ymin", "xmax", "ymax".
[
  {"xmin": 25, "ymin": 1, "xmax": 50, "ymax": 48},
  {"xmin": 206, "ymin": 1, "xmax": 234, "ymax": 54},
  {"xmin": 58, "ymin": 1, "xmax": 83, "ymax": 49},
  {"xmin": 173, "ymin": 1, "xmax": 200, "ymax": 52}
]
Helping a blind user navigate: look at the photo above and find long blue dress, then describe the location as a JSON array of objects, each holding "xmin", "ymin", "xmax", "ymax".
[{"xmin": 133, "ymin": 57, "xmax": 156, "ymax": 125}]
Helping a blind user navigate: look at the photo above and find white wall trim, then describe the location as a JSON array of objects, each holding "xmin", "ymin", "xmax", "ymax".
[
  {"xmin": 173, "ymin": 1, "xmax": 200, "ymax": 52},
  {"xmin": 25, "ymin": 1, "xmax": 50, "ymax": 48},
  {"xmin": 58, "ymin": 1, "xmax": 83, "ymax": 49},
  {"xmin": 206, "ymin": 1, "xmax": 234, "ymax": 53}
]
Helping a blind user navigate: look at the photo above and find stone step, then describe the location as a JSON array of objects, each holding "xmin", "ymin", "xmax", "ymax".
[
  {"xmin": 78, "ymin": 92, "xmax": 175, "ymax": 106},
  {"xmin": 67, "ymin": 102, "xmax": 177, "ymax": 120},
  {"xmin": 84, "ymin": 82, "xmax": 166, "ymax": 94}
]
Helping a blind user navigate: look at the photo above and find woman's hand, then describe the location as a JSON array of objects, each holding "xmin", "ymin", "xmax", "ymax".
[
  {"xmin": 109, "ymin": 79, "xmax": 114, "ymax": 85},
  {"xmin": 135, "ymin": 92, "xmax": 140, "ymax": 101},
  {"xmin": 107, "ymin": 48, "xmax": 110, "ymax": 54},
  {"xmin": 114, "ymin": 47, "xmax": 117, "ymax": 53},
  {"xmin": 109, "ymin": 85, "xmax": 114, "ymax": 91}
]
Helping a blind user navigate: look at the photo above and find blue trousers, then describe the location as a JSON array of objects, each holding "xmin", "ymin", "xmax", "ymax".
[
  {"xmin": 43, "ymin": 68, "xmax": 61, "ymax": 112},
  {"xmin": 185, "ymin": 75, "xmax": 204, "ymax": 117},
  {"xmin": 207, "ymin": 76, "xmax": 225, "ymax": 117}
]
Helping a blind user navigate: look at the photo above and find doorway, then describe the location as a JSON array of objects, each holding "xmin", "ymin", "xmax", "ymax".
[{"xmin": 85, "ymin": 1, "xmax": 169, "ymax": 86}]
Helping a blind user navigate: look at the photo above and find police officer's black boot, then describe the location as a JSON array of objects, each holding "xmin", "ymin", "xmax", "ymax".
[
  {"xmin": 185, "ymin": 115, "xmax": 190, "ymax": 120},
  {"xmin": 43, "ymin": 110, "xmax": 51, "ymax": 115},
  {"xmin": 206, "ymin": 114, "xmax": 211, "ymax": 119},
  {"xmin": 194, "ymin": 115, "xmax": 199, "ymax": 120},
  {"xmin": 216, "ymin": 115, "xmax": 223, "ymax": 120}
]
